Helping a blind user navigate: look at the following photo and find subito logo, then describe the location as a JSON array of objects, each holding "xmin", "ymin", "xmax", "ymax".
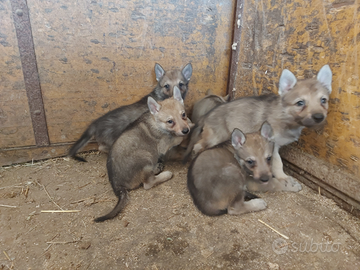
[{"xmin": 272, "ymin": 238, "xmax": 288, "ymax": 254}]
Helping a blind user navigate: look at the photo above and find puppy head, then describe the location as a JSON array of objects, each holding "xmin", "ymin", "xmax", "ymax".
[
  {"xmin": 231, "ymin": 122, "xmax": 275, "ymax": 184},
  {"xmin": 278, "ymin": 65, "xmax": 332, "ymax": 127},
  {"xmin": 155, "ymin": 63, "xmax": 192, "ymax": 100},
  {"xmin": 148, "ymin": 86, "xmax": 190, "ymax": 136}
]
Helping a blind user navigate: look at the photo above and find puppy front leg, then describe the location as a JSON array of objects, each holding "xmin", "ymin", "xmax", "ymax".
[
  {"xmin": 155, "ymin": 137, "xmax": 184, "ymax": 173},
  {"xmin": 246, "ymin": 177, "xmax": 301, "ymax": 193},
  {"xmin": 154, "ymin": 155, "xmax": 165, "ymax": 175},
  {"xmin": 187, "ymin": 117, "xmax": 195, "ymax": 128},
  {"xmin": 192, "ymin": 126, "xmax": 217, "ymax": 155},
  {"xmin": 272, "ymin": 145, "xmax": 288, "ymax": 180},
  {"xmin": 228, "ymin": 193, "xmax": 267, "ymax": 215},
  {"xmin": 271, "ymin": 145, "xmax": 302, "ymax": 192}
]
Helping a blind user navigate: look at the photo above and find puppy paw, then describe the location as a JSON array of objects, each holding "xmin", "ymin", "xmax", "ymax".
[
  {"xmin": 158, "ymin": 171, "xmax": 173, "ymax": 181},
  {"xmin": 186, "ymin": 117, "xmax": 195, "ymax": 128},
  {"xmin": 154, "ymin": 162, "xmax": 165, "ymax": 175},
  {"xmin": 193, "ymin": 143, "xmax": 203, "ymax": 155},
  {"xmin": 98, "ymin": 144, "xmax": 109, "ymax": 153},
  {"xmin": 280, "ymin": 176, "xmax": 302, "ymax": 192},
  {"xmin": 249, "ymin": 198, "xmax": 267, "ymax": 211}
]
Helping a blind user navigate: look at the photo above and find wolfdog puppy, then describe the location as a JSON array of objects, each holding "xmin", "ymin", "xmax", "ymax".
[
  {"xmin": 185, "ymin": 65, "xmax": 332, "ymax": 191},
  {"xmin": 190, "ymin": 90, "xmax": 229, "ymax": 124},
  {"xmin": 94, "ymin": 86, "xmax": 190, "ymax": 222},
  {"xmin": 187, "ymin": 122, "xmax": 274, "ymax": 216},
  {"xmin": 69, "ymin": 63, "xmax": 192, "ymax": 161},
  {"xmin": 165, "ymin": 90, "xmax": 228, "ymax": 162}
]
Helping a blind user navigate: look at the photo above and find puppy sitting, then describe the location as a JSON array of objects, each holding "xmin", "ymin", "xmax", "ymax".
[{"xmin": 95, "ymin": 86, "xmax": 190, "ymax": 222}]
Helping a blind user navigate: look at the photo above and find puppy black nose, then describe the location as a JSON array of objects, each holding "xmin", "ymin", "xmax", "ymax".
[
  {"xmin": 260, "ymin": 176, "xmax": 269, "ymax": 183},
  {"xmin": 312, "ymin": 113, "xmax": 324, "ymax": 123},
  {"xmin": 182, "ymin": 128, "xmax": 189, "ymax": 134}
]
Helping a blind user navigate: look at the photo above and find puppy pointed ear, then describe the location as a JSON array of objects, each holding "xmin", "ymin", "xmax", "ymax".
[
  {"xmin": 317, "ymin": 65, "xmax": 332, "ymax": 94},
  {"xmin": 147, "ymin": 97, "xmax": 161, "ymax": 115},
  {"xmin": 155, "ymin": 63, "xmax": 165, "ymax": 82},
  {"xmin": 260, "ymin": 121, "xmax": 274, "ymax": 141},
  {"xmin": 182, "ymin": 63, "xmax": 193, "ymax": 81},
  {"xmin": 231, "ymin": 128, "xmax": 246, "ymax": 149},
  {"xmin": 278, "ymin": 69, "xmax": 297, "ymax": 96},
  {"xmin": 173, "ymin": 86, "xmax": 183, "ymax": 104}
]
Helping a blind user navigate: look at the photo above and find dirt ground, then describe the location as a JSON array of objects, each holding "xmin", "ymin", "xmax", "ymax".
[{"xmin": 1, "ymin": 151, "xmax": 360, "ymax": 270}]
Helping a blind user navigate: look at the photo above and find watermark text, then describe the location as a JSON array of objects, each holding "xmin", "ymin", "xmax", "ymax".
[{"xmin": 272, "ymin": 238, "xmax": 341, "ymax": 254}]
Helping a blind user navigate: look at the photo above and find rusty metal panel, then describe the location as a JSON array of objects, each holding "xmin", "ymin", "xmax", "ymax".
[
  {"xmin": 27, "ymin": 0, "xmax": 235, "ymax": 144},
  {"xmin": 0, "ymin": 0, "xmax": 35, "ymax": 148},
  {"xmin": 235, "ymin": 0, "xmax": 360, "ymax": 181},
  {"xmin": 10, "ymin": 0, "xmax": 50, "ymax": 146}
]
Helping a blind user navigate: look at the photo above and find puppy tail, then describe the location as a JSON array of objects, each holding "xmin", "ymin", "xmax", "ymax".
[
  {"xmin": 68, "ymin": 125, "xmax": 96, "ymax": 162},
  {"xmin": 94, "ymin": 187, "xmax": 128, "ymax": 222},
  {"xmin": 223, "ymin": 94, "xmax": 231, "ymax": 102}
]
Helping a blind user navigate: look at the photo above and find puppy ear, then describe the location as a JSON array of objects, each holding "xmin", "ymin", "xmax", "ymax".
[
  {"xmin": 278, "ymin": 69, "xmax": 297, "ymax": 96},
  {"xmin": 231, "ymin": 128, "xmax": 246, "ymax": 149},
  {"xmin": 223, "ymin": 94, "xmax": 230, "ymax": 102},
  {"xmin": 173, "ymin": 86, "xmax": 183, "ymax": 104},
  {"xmin": 147, "ymin": 97, "xmax": 161, "ymax": 115},
  {"xmin": 260, "ymin": 121, "xmax": 274, "ymax": 141},
  {"xmin": 182, "ymin": 63, "xmax": 193, "ymax": 81},
  {"xmin": 317, "ymin": 65, "xmax": 332, "ymax": 94},
  {"xmin": 154, "ymin": 63, "xmax": 165, "ymax": 82}
]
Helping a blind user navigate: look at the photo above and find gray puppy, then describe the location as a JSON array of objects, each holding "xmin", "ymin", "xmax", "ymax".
[
  {"xmin": 69, "ymin": 63, "xmax": 192, "ymax": 161},
  {"xmin": 190, "ymin": 90, "xmax": 229, "ymax": 124},
  {"xmin": 185, "ymin": 65, "xmax": 332, "ymax": 192},
  {"xmin": 187, "ymin": 122, "xmax": 274, "ymax": 216},
  {"xmin": 95, "ymin": 86, "xmax": 190, "ymax": 222}
]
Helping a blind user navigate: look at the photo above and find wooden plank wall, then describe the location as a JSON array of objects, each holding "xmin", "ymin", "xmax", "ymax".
[
  {"xmin": 0, "ymin": 0, "xmax": 235, "ymax": 165},
  {"xmin": 1, "ymin": 0, "xmax": 359, "ymax": 213},
  {"xmin": 234, "ymin": 0, "xmax": 360, "ymax": 209},
  {"xmin": 28, "ymin": 0, "xmax": 234, "ymax": 144},
  {"xmin": 0, "ymin": 0, "xmax": 35, "ymax": 149}
]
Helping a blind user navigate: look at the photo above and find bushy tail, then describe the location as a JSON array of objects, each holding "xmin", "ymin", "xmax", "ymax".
[
  {"xmin": 94, "ymin": 187, "xmax": 128, "ymax": 222},
  {"xmin": 68, "ymin": 125, "xmax": 96, "ymax": 162},
  {"xmin": 182, "ymin": 122, "xmax": 204, "ymax": 163}
]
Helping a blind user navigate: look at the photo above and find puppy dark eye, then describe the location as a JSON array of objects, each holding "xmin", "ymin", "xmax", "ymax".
[
  {"xmin": 164, "ymin": 84, "xmax": 170, "ymax": 90},
  {"xmin": 296, "ymin": 100, "xmax": 305, "ymax": 106},
  {"xmin": 246, "ymin": 160, "xmax": 254, "ymax": 166},
  {"xmin": 182, "ymin": 112, "xmax": 186, "ymax": 118},
  {"xmin": 267, "ymin": 156, "xmax": 272, "ymax": 162},
  {"xmin": 321, "ymin": 98, "xmax": 327, "ymax": 104},
  {"xmin": 167, "ymin": 120, "xmax": 173, "ymax": 124},
  {"xmin": 179, "ymin": 82, "xmax": 184, "ymax": 88}
]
